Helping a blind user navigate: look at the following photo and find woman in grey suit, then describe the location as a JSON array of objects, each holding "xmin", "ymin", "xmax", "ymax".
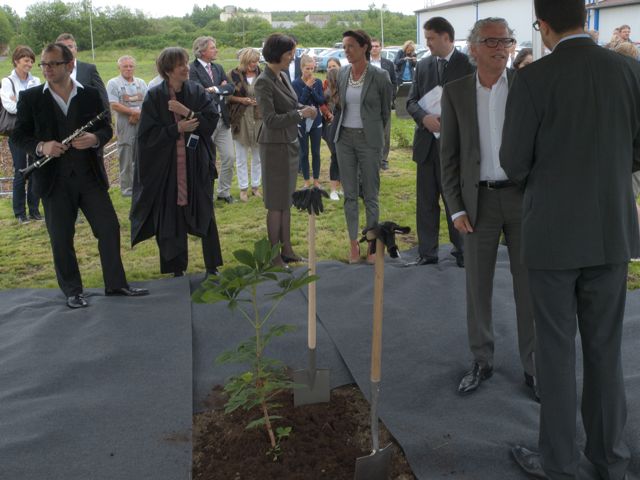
[
  {"xmin": 334, "ymin": 29, "xmax": 391, "ymax": 263},
  {"xmin": 254, "ymin": 33, "xmax": 317, "ymax": 267}
]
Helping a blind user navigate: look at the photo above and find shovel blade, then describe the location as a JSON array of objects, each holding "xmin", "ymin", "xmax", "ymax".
[
  {"xmin": 292, "ymin": 368, "xmax": 330, "ymax": 406},
  {"xmin": 354, "ymin": 445, "xmax": 393, "ymax": 480}
]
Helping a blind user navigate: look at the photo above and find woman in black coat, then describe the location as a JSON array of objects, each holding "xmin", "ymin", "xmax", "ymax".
[{"xmin": 131, "ymin": 47, "xmax": 223, "ymax": 277}]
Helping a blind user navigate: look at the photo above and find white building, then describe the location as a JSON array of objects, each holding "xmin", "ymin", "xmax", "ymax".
[
  {"xmin": 220, "ymin": 5, "xmax": 272, "ymax": 23},
  {"xmin": 414, "ymin": 0, "xmax": 534, "ymax": 46},
  {"xmin": 586, "ymin": 0, "xmax": 640, "ymax": 43}
]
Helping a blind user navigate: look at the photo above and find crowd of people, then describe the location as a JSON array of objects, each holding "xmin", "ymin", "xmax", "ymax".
[{"xmin": 3, "ymin": 0, "xmax": 640, "ymax": 477}]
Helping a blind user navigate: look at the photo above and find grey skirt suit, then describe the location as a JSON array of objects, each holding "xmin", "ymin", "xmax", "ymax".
[{"xmin": 254, "ymin": 65, "xmax": 301, "ymax": 210}]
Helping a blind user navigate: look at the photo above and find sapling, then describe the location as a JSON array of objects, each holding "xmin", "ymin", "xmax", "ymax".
[{"xmin": 193, "ymin": 238, "xmax": 317, "ymax": 457}]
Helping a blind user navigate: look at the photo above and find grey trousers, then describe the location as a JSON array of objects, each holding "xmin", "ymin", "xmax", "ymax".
[
  {"xmin": 213, "ymin": 124, "xmax": 235, "ymax": 198},
  {"xmin": 335, "ymin": 127, "xmax": 381, "ymax": 240},
  {"xmin": 118, "ymin": 143, "xmax": 134, "ymax": 196},
  {"xmin": 529, "ymin": 264, "xmax": 629, "ymax": 480},
  {"xmin": 463, "ymin": 185, "xmax": 535, "ymax": 375},
  {"xmin": 382, "ymin": 118, "xmax": 391, "ymax": 166}
]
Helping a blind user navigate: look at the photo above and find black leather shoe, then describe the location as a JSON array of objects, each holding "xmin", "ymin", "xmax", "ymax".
[
  {"xmin": 454, "ymin": 254, "xmax": 464, "ymax": 268},
  {"xmin": 458, "ymin": 362, "xmax": 493, "ymax": 394},
  {"xmin": 29, "ymin": 212, "xmax": 43, "ymax": 221},
  {"xmin": 511, "ymin": 446, "xmax": 548, "ymax": 478},
  {"xmin": 216, "ymin": 195, "xmax": 235, "ymax": 204},
  {"xmin": 281, "ymin": 254, "xmax": 306, "ymax": 263},
  {"xmin": 524, "ymin": 372, "xmax": 540, "ymax": 403},
  {"xmin": 105, "ymin": 286, "xmax": 149, "ymax": 297},
  {"xmin": 412, "ymin": 255, "xmax": 438, "ymax": 266},
  {"xmin": 67, "ymin": 294, "xmax": 88, "ymax": 309},
  {"xmin": 17, "ymin": 214, "xmax": 30, "ymax": 225}
]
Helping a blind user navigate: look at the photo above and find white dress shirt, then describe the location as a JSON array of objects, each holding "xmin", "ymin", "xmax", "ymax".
[
  {"xmin": 43, "ymin": 78, "xmax": 83, "ymax": 116},
  {"xmin": 451, "ymin": 68, "xmax": 509, "ymax": 221}
]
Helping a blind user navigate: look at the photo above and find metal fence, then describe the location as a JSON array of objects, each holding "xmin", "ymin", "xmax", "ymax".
[{"xmin": 0, "ymin": 137, "xmax": 120, "ymax": 197}]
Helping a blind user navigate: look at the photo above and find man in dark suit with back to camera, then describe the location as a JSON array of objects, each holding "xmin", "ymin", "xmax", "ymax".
[
  {"xmin": 407, "ymin": 17, "xmax": 475, "ymax": 267},
  {"xmin": 440, "ymin": 17, "xmax": 537, "ymax": 400},
  {"xmin": 501, "ymin": 0, "xmax": 640, "ymax": 478},
  {"xmin": 189, "ymin": 36, "xmax": 236, "ymax": 204},
  {"xmin": 12, "ymin": 43, "xmax": 148, "ymax": 309}
]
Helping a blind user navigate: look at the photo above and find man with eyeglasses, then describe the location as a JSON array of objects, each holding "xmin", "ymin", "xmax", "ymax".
[
  {"xmin": 440, "ymin": 18, "xmax": 537, "ymax": 400},
  {"xmin": 501, "ymin": 0, "xmax": 640, "ymax": 478},
  {"xmin": 407, "ymin": 16, "xmax": 475, "ymax": 268},
  {"xmin": 12, "ymin": 43, "xmax": 148, "ymax": 309}
]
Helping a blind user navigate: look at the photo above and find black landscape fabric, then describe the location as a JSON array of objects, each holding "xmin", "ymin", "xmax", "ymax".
[
  {"xmin": 0, "ymin": 278, "xmax": 193, "ymax": 480},
  {"xmin": 0, "ymin": 247, "xmax": 638, "ymax": 480}
]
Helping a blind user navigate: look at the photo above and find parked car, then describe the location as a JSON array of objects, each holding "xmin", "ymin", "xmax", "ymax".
[
  {"xmin": 380, "ymin": 48, "xmax": 399, "ymax": 61},
  {"xmin": 305, "ymin": 47, "xmax": 329, "ymax": 62},
  {"xmin": 316, "ymin": 49, "xmax": 348, "ymax": 71}
]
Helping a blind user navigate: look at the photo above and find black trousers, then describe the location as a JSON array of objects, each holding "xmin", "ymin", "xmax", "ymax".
[
  {"xmin": 529, "ymin": 263, "xmax": 630, "ymax": 480},
  {"xmin": 9, "ymin": 138, "xmax": 40, "ymax": 217},
  {"xmin": 156, "ymin": 203, "xmax": 223, "ymax": 275},
  {"xmin": 41, "ymin": 169, "xmax": 127, "ymax": 297},
  {"xmin": 415, "ymin": 142, "xmax": 462, "ymax": 258}
]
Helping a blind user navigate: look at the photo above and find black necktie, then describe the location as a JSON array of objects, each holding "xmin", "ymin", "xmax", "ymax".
[{"xmin": 437, "ymin": 58, "xmax": 448, "ymax": 86}]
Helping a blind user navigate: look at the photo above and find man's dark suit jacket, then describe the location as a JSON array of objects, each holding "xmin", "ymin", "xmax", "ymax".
[
  {"xmin": 189, "ymin": 60, "xmax": 235, "ymax": 128},
  {"xmin": 500, "ymin": 37, "xmax": 640, "ymax": 270},
  {"xmin": 376, "ymin": 57, "xmax": 398, "ymax": 101},
  {"xmin": 12, "ymin": 84, "xmax": 113, "ymax": 198},
  {"xmin": 75, "ymin": 60, "xmax": 109, "ymax": 110},
  {"xmin": 406, "ymin": 49, "xmax": 475, "ymax": 164}
]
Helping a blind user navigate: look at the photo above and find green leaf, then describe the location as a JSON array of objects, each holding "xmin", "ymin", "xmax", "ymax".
[{"xmin": 233, "ymin": 249, "xmax": 256, "ymax": 267}]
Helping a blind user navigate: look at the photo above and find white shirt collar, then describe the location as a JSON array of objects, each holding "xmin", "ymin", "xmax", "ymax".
[
  {"xmin": 439, "ymin": 46, "xmax": 456, "ymax": 62},
  {"xmin": 43, "ymin": 77, "xmax": 84, "ymax": 93},
  {"xmin": 554, "ymin": 33, "xmax": 591, "ymax": 50},
  {"xmin": 197, "ymin": 58, "xmax": 210, "ymax": 68},
  {"xmin": 475, "ymin": 67, "xmax": 508, "ymax": 90}
]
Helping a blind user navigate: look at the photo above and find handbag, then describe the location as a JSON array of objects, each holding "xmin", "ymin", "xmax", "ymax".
[{"xmin": 0, "ymin": 77, "xmax": 17, "ymax": 136}]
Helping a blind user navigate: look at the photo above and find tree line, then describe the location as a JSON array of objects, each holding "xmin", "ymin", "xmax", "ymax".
[{"xmin": 0, "ymin": 1, "xmax": 416, "ymax": 53}]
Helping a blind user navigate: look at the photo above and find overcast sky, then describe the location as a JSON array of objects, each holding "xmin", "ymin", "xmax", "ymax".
[{"xmin": 5, "ymin": 0, "xmax": 449, "ymax": 18}]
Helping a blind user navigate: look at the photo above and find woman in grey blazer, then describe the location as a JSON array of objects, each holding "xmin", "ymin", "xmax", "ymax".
[
  {"xmin": 334, "ymin": 29, "xmax": 391, "ymax": 263},
  {"xmin": 254, "ymin": 33, "xmax": 317, "ymax": 267}
]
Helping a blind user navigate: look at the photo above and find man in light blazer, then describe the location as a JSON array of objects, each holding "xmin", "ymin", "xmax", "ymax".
[
  {"xmin": 440, "ymin": 18, "xmax": 537, "ymax": 400},
  {"xmin": 501, "ymin": 0, "xmax": 640, "ymax": 478},
  {"xmin": 190, "ymin": 36, "xmax": 236, "ymax": 203},
  {"xmin": 407, "ymin": 17, "xmax": 475, "ymax": 267}
]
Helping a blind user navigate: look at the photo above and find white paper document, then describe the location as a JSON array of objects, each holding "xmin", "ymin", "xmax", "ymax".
[{"xmin": 418, "ymin": 86, "xmax": 443, "ymax": 139}]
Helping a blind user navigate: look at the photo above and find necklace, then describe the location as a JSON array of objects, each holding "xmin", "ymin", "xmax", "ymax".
[{"xmin": 348, "ymin": 64, "xmax": 368, "ymax": 88}]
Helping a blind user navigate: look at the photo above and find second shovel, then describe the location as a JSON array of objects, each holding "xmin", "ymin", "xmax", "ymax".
[{"xmin": 293, "ymin": 212, "xmax": 330, "ymax": 406}]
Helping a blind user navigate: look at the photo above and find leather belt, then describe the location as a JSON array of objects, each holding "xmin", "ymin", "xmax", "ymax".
[{"xmin": 478, "ymin": 180, "xmax": 516, "ymax": 190}]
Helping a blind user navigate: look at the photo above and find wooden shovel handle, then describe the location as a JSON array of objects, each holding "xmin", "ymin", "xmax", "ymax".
[
  {"xmin": 308, "ymin": 213, "xmax": 316, "ymax": 349},
  {"xmin": 371, "ymin": 238, "xmax": 385, "ymax": 382}
]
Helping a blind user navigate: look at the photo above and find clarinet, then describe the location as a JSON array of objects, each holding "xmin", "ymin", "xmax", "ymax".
[{"xmin": 19, "ymin": 110, "xmax": 110, "ymax": 178}]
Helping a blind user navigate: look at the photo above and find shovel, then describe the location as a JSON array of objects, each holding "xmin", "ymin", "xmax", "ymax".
[
  {"xmin": 293, "ymin": 211, "xmax": 330, "ymax": 406},
  {"xmin": 354, "ymin": 236, "xmax": 392, "ymax": 480}
]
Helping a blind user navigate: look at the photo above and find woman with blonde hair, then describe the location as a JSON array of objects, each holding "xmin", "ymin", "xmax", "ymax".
[
  {"xmin": 292, "ymin": 54, "xmax": 326, "ymax": 188},
  {"xmin": 322, "ymin": 66, "xmax": 342, "ymax": 200},
  {"xmin": 228, "ymin": 47, "xmax": 262, "ymax": 202},
  {"xmin": 394, "ymin": 40, "xmax": 417, "ymax": 83}
]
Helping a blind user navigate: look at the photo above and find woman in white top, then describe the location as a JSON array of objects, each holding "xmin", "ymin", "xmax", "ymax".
[{"xmin": 1, "ymin": 46, "xmax": 42, "ymax": 224}]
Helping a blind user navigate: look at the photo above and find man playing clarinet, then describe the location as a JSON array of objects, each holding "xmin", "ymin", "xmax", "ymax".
[{"xmin": 12, "ymin": 43, "xmax": 148, "ymax": 308}]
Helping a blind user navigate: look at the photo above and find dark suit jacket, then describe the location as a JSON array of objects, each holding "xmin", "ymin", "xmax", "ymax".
[
  {"xmin": 12, "ymin": 84, "xmax": 113, "ymax": 197},
  {"xmin": 189, "ymin": 59, "xmax": 235, "ymax": 128},
  {"xmin": 254, "ymin": 65, "xmax": 300, "ymax": 144},
  {"xmin": 333, "ymin": 64, "xmax": 391, "ymax": 150},
  {"xmin": 500, "ymin": 37, "xmax": 640, "ymax": 269},
  {"xmin": 75, "ymin": 60, "xmax": 109, "ymax": 111},
  {"xmin": 407, "ymin": 49, "xmax": 475, "ymax": 164},
  {"xmin": 373, "ymin": 57, "xmax": 398, "ymax": 101},
  {"xmin": 441, "ymin": 70, "xmax": 514, "ymax": 227}
]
